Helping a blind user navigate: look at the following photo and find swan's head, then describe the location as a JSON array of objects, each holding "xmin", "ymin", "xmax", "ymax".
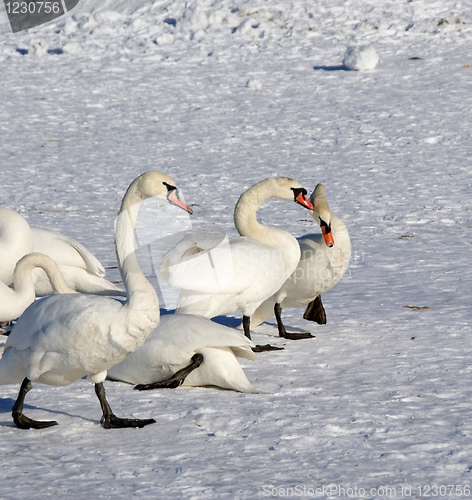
[
  {"xmin": 310, "ymin": 184, "xmax": 334, "ymax": 248},
  {"xmin": 265, "ymin": 177, "xmax": 314, "ymax": 210},
  {"xmin": 123, "ymin": 171, "xmax": 193, "ymax": 214}
]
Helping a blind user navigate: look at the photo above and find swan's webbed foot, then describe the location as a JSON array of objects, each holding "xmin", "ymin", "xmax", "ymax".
[
  {"xmin": 134, "ymin": 353, "xmax": 204, "ymax": 391},
  {"xmin": 13, "ymin": 412, "xmax": 58, "ymax": 430},
  {"xmin": 101, "ymin": 413, "xmax": 156, "ymax": 429},
  {"xmin": 252, "ymin": 344, "xmax": 284, "ymax": 352},
  {"xmin": 275, "ymin": 303, "xmax": 314, "ymax": 341},
  {"xmin": 11, "ymin": 378, "xmax": 59, "ymax": 430},
  {"xmin": 243, "ymin": 315, "xmax": 284, "ymax": 352},
  {"xmin": 95, "ymin": 382, "xmax": 155, "ymax": 429},
  {"xmin": 279, "ymin": 331, "xmax": 315, "ymax": 340},
  {"xmin": 303, "ymin": 295, "xmax": 327, "ymax": 325}
]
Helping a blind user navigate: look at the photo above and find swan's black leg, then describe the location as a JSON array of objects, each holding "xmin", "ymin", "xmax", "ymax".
[
  {"xmin": 94, "ymin": 382, "xmax": 155, "ymax": 429},
  {"xmin": 0, "ymin": 320, "xmax": 13, "ymax": 335},
  {"xmin": 12, "ymin": 378, "xmax": 58, "ymax": 429},
  {"xmin": 134, "ymin": 353, "xmax": 204, "ymax": 390},
  {"xmin": 242, "ymin": 315, "xmax": 252, "ymax": 340},
  {"xmin": 275, "ymin": 303, "xmax": 314, "ymax": 340},
  {"xmin": 244, "ymin": 315, "xmax": 284, "ymax": 352}
]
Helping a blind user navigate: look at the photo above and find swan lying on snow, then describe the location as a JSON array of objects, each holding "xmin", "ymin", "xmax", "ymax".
[
  {"xmin": 0, "ymin": 206, "xmax": 125, "ymax": 301},
  {"xmin": 160, "ymin": 177, "xmax": 314, "ymax": 350},
  {"xmin": 251, "ymin": 184, "xmax": 351, "ymax": 335},
  {"xmin": 108, "ymin": 314, "xmax": 261, "ymax": 393},
  {"xmin": 0, "ymin": 252, "xmax": 76, "ymax": 323},
  {"xmin": 0, "ymin": 171, "xmax": 192, "ymax": 430}
]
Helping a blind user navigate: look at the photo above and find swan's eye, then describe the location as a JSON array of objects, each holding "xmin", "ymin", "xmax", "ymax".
[
  {"xmin": 291, "ymin": 187, "xmax": 307, "ymax": 200},
  {"xmin": 320, "ymin": 219, "xmax": 332, "ymax": 234},
  {"xmin": 163, "ymin": 181, "xmax": 182, "ymax": 204}
]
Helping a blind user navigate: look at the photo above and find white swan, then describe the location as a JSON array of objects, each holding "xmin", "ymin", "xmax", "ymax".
[
  {"xmin": 0, "ymin": 171, "xmax": 192, "ymax": 429},
  {"xmin": 0, "ymin": 206, "xmax": 125, "ymax": 298},
  {"xmin": 160, "ymin": 177, "xmax": 314, "ymax": 349},
  {"xmin": 0, "ymin": 252, "xmax": 76, "ymax": 323},
  {"xmin": 108, "ymin": 314, "xmax": 261, "ymax": 393},
  {"xmin": 251, "ymin": 183, "xmax": 351, "ymax": 335}
]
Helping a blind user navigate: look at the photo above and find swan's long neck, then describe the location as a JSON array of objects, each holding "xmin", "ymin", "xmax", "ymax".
[
  {"xmin": 234, "ymin": 182, "xmax": 275, "ymax": 242},
  {"xmin": 0, "ymin": 253, "xmax": 75, "ymax": 323},
  {"xmin": 234, "ymin": 180, "xmax": 298, "ymax": 252},
  {"xmin": 116, "ymin": 184, "xmax": 160, "ymax": 326},
  {"xmin": 14, "ymin": 253, "xmax": 75, "ymax": 295},
  {"xmin": 331, "ymin": 214, "xmax": 351, "ymax": 253}
]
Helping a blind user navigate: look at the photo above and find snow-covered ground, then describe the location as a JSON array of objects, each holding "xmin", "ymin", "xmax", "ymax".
[{"xmin": 1, "ymin": 0, "xmax": 472, "ymax": 498}]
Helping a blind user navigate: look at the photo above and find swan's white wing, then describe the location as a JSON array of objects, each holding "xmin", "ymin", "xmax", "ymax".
[
  {"xmin": 5, "ymin": 294, "xmax": 114, "ymax": 352},
  {"xmin": 159, "ymin": 229, "xmax": 228, "ymax": 271},
  {"xmin": 31, "ymin": 226, "xmax": 106, "ymax": 277},
  {"xmin": 159, "ymin": 229, "xmax": 242, "ymax": 293},
  {"xmin": 111, "ymin": 314, "xmax": 255, "ymax": 369},
  {"xmin": 4, "ymin": 294, "xmax": 127, "ymax": 382},
  {"xmin": 156, "ymin": 314, "xmax": 256, "ymax": 359},
  {"xmin": 160, "ymin": 233, "xmax": 278, "ymax": 295}
]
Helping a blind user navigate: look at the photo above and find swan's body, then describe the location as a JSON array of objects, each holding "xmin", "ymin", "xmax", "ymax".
[
  {"xmin": 0, "ymin": 206, "xmax": 125, "ymax": 297},
  {"xmin": 160, "ymin": 177, "xmax": 314, "ymax": 344},
  {"xmin": 0, "ymin": 171, "xmax": 192, "ymax": 429},
  {"xmin": 0, "ymin": 252, "xmax": 76, "ymax": 323},
  {"xmin": 108, "ymin": 314, "xmax": 261, "ymax": 393},
  {"xmin": 251, "ymin": 184, "xmax": 351, "ymax": 331}
]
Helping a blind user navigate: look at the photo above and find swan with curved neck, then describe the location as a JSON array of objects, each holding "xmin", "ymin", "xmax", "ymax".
[
  {"xmin": 0, "ymin": 206, "xmax": 125, "ymax": 298},
  {"xmin": 161, "ymin": 177, "xmax": 314, "ymax": 349},
  {"xmin": 0, "ymin": 171, "xmax": 192, "ymax": 430},
  {"xmin": 251, "ymin": 183, "xmax": 351, "ymax": 336},
  {"xmin": 0, "ymin": 252, "xmax": 76, "ymax": 324}
]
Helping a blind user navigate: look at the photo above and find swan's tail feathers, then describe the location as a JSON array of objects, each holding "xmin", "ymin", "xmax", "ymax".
[
  {"xmin": 303, "ymin": 295, "xmax": 327, "ymax": 324},
  {"xmin": 191, "ymin": 347, "xmax": 263, "ymax": 394},
  {"xmin": 67, "ymin": 240, "xmax": 106, "ymax": 277},
  {"xmin": 228, "ymin": 375, "xmax": 264, "ymax": 394},
  {"xmin": 31, "ymin": 226, "xmax": 106, "ymax": 277},
  {"xmin": 230, "ymin": 345, "xmax": 257, "ymax": 361}
]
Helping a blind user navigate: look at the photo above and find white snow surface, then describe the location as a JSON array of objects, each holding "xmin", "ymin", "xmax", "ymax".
[{"xmin": 1, "ymin": 0, "xmax": 472, "ymax": 498}]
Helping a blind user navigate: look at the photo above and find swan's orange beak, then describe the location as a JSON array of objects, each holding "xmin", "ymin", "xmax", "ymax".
[
  {"xmin": 322, "ymin": 226, "xmax": 334, "ymax": 247},
  {"xmin": 295, "ymin": 192, "xmax": 314, "ymax": 210},
  {"xmin": 167, "ymin": 189, "xmax": 193, "ymax": 214}
]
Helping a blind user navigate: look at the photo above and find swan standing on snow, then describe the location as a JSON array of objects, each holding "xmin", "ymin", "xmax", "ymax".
[
  {"xmin": 0, "ymin": 171, "xmax": 192, "ymax": 429},
  {"xmin": 251, "ymin": 183, "xmax": 351, "ymax": 335},
  {"xmin": 0, "ymin": 252, "xmax": 76, "ymax": 323},
  {"xmin": 160, "ymin": 177, "xmax": 314, "ymax": 350},
  {"xmin": 108, "ymin": 314, "xmax": 261, "ymax": 393},
  {"xmin": 0, "ymin": 206, "xmax": 125, "ymax": 300}
]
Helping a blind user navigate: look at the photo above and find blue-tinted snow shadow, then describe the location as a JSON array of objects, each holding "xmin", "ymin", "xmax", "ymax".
[
  {"xmin": 0, "ymin": 395, "xmax": 95, "ymax": 426},
  {"xmin": 313, "ymin": 64, "xmax": 349, "ymax": 71},
  {"xmin": 211, "ymin": 315, "xmax": 241, "ymax": 328},
  {"xmin": 15, "ymin": 48, "xmax": 64, "ymax": 55},
  {"xmin": 0, "ymin": 397, "xmax": 15, "ymax": 413},
  {"xmin": 161, "ymin": 309, "xmax": 241, "ymax": 328}
]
